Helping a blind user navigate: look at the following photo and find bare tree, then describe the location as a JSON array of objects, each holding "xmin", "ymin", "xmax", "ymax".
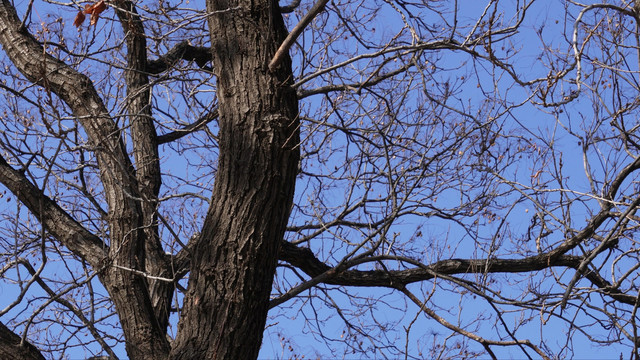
[{"xmin": 1, "ymin": 0, "xmax": 640, "ymax": 358}]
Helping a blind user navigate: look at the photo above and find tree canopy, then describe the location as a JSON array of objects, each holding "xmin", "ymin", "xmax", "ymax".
[{"xmin": 0, "ymin": 0, "xmax": 640, "ymax": 359}]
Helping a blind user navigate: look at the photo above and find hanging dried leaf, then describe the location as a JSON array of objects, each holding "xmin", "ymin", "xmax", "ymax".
[
  {"xmin": 72, "ymin": 10, "xmax": 85, "ymax": 28},
  {"xmin": 85, "ymin": 1, "xmax": 106, "ymax": 14},
  {"xmin": 86, "ymin": 0, "xmax": 107, "ymax": 26},
  {"xmin": 73, "ymin": 0, "xmax": 107, "ymax": 27}
]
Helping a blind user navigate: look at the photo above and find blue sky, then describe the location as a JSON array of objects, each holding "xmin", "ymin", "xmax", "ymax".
[{"xmin": 0, "ymin": 0, "xmax": 638, "ymax": 359}]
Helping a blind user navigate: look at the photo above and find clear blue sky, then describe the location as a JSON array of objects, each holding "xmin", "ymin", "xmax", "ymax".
[{"xmin": 0, "ymin": 0, "xmax": 636, "ymax": 359}]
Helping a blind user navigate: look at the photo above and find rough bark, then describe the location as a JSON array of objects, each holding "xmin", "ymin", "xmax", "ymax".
[
  {"xmin": 0, "ymin": 322, "xmax": 45, "ymax": 360},
  {"xmin": 146, "ymin": 41, "xmax": 211, "ymax": 74},
  {"xmin": 169, "ymin": 0, "xmax": 300, "ymax": 357},
  {"xmin": 0, "ymin": 1, "xmax": 169, "ymax": 358},
  {"xmin": 113, "ymin": 0, "xmax": 173, "ymax": 334},
  {"xmin": 0, "ymin": 155, "xmax": 107, "ymax": 266}
]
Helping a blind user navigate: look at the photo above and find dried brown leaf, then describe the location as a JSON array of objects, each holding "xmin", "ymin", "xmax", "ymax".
[
  {"xmin": 82, "ymin": 1, "xmax": 107, "ymax": 26},
  {"xmin": 72, "ymin": 11, "xmax": 85, "ymax": 28}
]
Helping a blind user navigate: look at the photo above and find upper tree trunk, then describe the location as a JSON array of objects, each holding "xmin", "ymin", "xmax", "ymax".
[
  {"xmin": 170, "ymin": 0, "xmax": 299, "ymax": 358},
  {"xmin": 112, "ymin": 0, "xmax": 173, "ymax": 333},
  {"xmin": 0, "ymin": 322, "xmax": 45, "ymax": 360},
  {"xmin": 0, "ymin": 1, "xmax": 170, "ymax": 357}
]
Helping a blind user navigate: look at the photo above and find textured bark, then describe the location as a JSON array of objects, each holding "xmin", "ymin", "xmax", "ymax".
[
  {"xmin": 0, "ymin": 155, "xmax": 107, "ymax": 266},
  {"xmin": 146, "ymin": 41, "xmax": 211, "ymax": 74},
  {"xmin": 0, "ymin": 322, "xmax": 45, "ymax": 360},
  {"xmin": 0, "ymin": 1, "xmax": 169, "ymax": 358},
  {"xmin": 169, "ymin": 0, "xmax": 300, "ymax": 357},
  {"xmin": 277, "ymin": 241, "xmax": 608, "ymax": 288},
  {"xmin": 113, "ymin": 0, "xmax": 173, "ymax": 334}
]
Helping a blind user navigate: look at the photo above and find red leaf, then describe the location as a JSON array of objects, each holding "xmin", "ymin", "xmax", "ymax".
[
  {"xmin": 93, "ymin": 0, "xmax": 107, "ymax": 14},
  {"xmin": 82, "ymin": 1, "xmax": 107, "ymax": 26},
  {"xmin": 73, "ymin": 11, "xmax": 85, "ymax": 28}
]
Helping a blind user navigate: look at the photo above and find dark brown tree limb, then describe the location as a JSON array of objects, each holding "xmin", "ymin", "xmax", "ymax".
[
  {"xmin": 279, "ymin": 0, "xmax": 301, "ymax": 13},
  {"xmin": 112, "ymin": 0, "xmax": 173, "ymax": 337},
  {"xmin": 0, "ymin": 322, "xmax": 45, "ymax": 360},
  {"xmin": 268, "ymin": 0, "xmax": 329, "ymax": 72},
  {"xmin": 296, "ymin": 63, "xmax": 414, "ymax": 98},
  {"xmin": 277, "ymin": 239, "xmax": 636, "ymax": 306},
  {"xmin": 146, "ymin": 41, "xmax": 211, "ymax": 74},
  {"xmin": 169, "ymin": 0, "xmax": 300, "ymax": 357},
  {"xmin": 0, "ymin": 155, "xmax": 107, "ymax": 267},
  {"xmin": 278, "ymin": 240, "xmax": 571, "ymax": 289},
  {"xmin": 157, "ymin": 108, "xmax": 218, "ymax": 144},
  {"xmin": 0, "ymin": 0, "xmax": 134, "ymax": 188},
  {"xmin": 0, "ymin": 1, "xmax": 169, "ymax": 358}
]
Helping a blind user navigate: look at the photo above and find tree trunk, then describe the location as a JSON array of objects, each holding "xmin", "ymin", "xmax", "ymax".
[
  {"xmin": 170, "ymin": 0, "xmax": 299, "ymax": 358},
  {"xmin": 113, "ymin": 0, "xmax": 173, "ymax": 334},
  {"xmin": 0, "ymin": 1, "xmax": 170, "ymax": 357},
  {"xmin": 0, "ymin": 322, "xmax": 45, "ymax": 360}
]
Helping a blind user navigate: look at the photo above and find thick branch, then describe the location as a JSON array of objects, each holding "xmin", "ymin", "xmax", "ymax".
[
  {"xmin": 279, "ymin": 241, "xmax": 582, "ymax": 287},
  {"xmin": 297, "ymin": 62, "xmax": 413, "ymax": 98},
  {"xmin": 112, "ymin": 0, "xmax": 173, "ymax": 337},
  {"xmin": 279, "ymin": 0, "xmax": 301, "ymax": 13},
  {"xmin": 0, "ymin": 322, "xmax": 45, "ymax": 360},
  {"xmin": 268, "ymin": 0, "xmax": 329, "ymax": 72},
  {"xmin": 0, "ymin": 0, "xmax": 137, "ymax": 196},
  {"xmin": 278, "ymin": 240, "xmax": 635, "ymax": 306},
  {"xmin": 0, "ymin": 1, "xmax": 169, "ymax": 358},
  {"xmin": 157, "ymin": 108, "xmax": 218, "ymax": 144},
  {"xmin": 146, "ymin": 41, "xmax": 211, "ymax": 74},
  {"xmin": 0, "ymin": 155, "xmax": 107, "ymax": 267}
]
